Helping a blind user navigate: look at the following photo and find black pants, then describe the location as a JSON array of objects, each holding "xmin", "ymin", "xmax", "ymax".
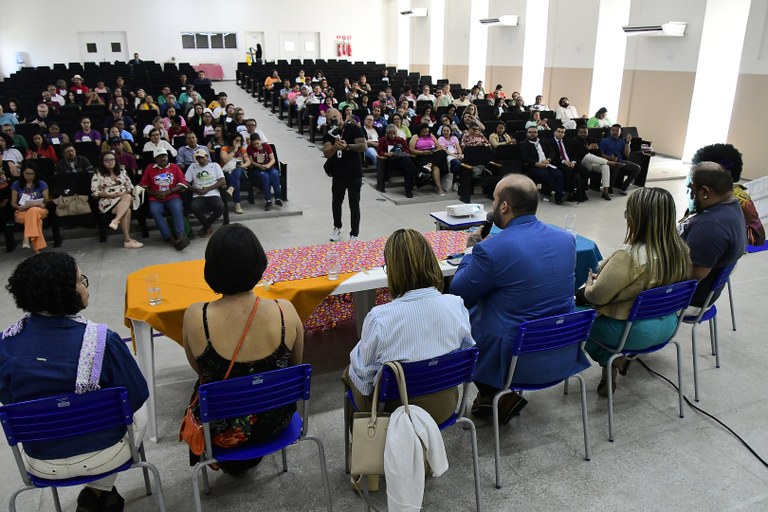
[
  {"xmin": 385, "ymin": 156, "xmax": 419, "ymax": 193},
  {"xmin": 332, "ymin": 174, "xmax": 362, "ymax": 236},
  {"xmin": 614, "ymin": 161, "xmax": 641, "ymax": 190},
  {"xmin": 528, "ymin": 166, "xmax": 565, "ymax": 199},
  {"xmin": 189, "ymin": 196, "xmax": 224, "ymax": 229}
]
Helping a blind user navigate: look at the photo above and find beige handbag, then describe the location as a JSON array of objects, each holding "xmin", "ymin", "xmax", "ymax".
[
  {"xmin": 349, "ymin": 361, "xmax": 409, "ymax": 476},
  {"xmin": 53, "ymin": 195, "xmax": 91, "ymax": 216}
]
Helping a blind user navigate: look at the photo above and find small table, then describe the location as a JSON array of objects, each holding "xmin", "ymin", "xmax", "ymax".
[{"xmin": 430, "ymin": 210, "xmax": 487, "ymax": 230}]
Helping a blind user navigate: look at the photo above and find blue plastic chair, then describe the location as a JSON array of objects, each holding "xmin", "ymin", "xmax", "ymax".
[
  {"xmin": 192, "ymin": 364, "xmax": 332, "ymax": 512},
  {"xmin": 0, "ymin": 387, "xmax": 166, "ymax": 512},
  {"xmin": 492, "ymin": 310, "xmax": 596, "ymax": 489},
  {"xmin": 343, "ymin": 347, "xmax": 482, "ymax": 511},
  {"xmin": 682, "ymin": 265, "xmax": 737, "ymax": 402},
  {"xmin": 590, "ymin": 280, "xmax": 698, "ymax": 441}
]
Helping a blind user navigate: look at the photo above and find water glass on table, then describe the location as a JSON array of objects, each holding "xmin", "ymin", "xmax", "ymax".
[
  {"xmin": 326, "ymin": 250, "xmax": 340, "ymax": 281},
  {"xmin": 564, "ymin": 213, "xmax": 576, "ymax": 236},
  {"xmin": 146, "ymin": 273, "xmax": 162, "ymax": 306}
]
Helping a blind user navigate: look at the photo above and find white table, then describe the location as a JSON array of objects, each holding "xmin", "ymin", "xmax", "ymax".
[
  {"xmin": 130, "ymin": 261, "xmax": 459, "ymax": 441},
  {"xmin": 430, "ymin": 210, "xmax": 487, "ymax": 230}
]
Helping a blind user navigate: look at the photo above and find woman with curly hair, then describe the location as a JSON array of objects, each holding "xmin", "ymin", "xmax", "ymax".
[
  {"xmin": 182, "ymin": 224, "xmax": 304, "ymax": 475},
  {"xmin": 0, "ymin": 252, "xmax": 149, "ymax": 511},
  {"xmin": 691, "ymin": 143, "xmax": 765, "ymax": 246}
]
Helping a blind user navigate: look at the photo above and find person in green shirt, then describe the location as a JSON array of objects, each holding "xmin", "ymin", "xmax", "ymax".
[{"xmin": 587, "ymin": 107, "xmax": 612, "ymax": 129}]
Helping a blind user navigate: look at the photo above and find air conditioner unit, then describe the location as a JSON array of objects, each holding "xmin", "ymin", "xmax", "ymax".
[
  {"xmin": 400, "ymin": 8, "xmax": 428, "ymax": 17},
  {"xmin": 622, "ymin": 21, "xmax": 686, "ymax": 37},
  {"xmin": 479, "ymin": 15, "xmax": 519, "ymax": 26}
]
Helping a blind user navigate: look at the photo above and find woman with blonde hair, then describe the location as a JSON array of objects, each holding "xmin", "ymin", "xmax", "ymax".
[
  {"xmin": 344, "ymin": 228, "xmax": 475, "ymax": 424},
  {"xmin": 583, "ymin": 187, "xmax": 691, "ymax": 395}
]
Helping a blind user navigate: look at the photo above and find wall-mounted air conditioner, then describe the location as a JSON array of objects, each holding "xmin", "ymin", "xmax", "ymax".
[
  {"xmin": 622, "ymin": 22, "xmax": 687, "ymax": 37},
  {"xmin": 400, "ymin": 8, "xmax": 428, "ymax": 17},
  {"xmin": 479, "ymin": 15, "xmax": 519, "ymax": 26}
]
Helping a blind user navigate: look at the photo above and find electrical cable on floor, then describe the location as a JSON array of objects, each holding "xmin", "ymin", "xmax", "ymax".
[{"xmin": 637, "ymin": 359, "xmax": 768, "ymax": 469}]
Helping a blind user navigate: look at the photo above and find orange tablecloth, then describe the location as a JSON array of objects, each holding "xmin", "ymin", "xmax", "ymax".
[{"xmin": 124, "ymin": 261, "xmax": 354, "ymax": 345}]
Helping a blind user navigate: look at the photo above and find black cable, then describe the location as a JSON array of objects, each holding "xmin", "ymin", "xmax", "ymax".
[{"xmin": 638, "ymin": 359, "xmax": 768, "ymax": 469}]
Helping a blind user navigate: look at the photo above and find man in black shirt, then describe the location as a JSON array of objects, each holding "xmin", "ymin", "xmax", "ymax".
[{"xmin": 322, "ymin": 108, "xmax": 366, "ymax": 241}]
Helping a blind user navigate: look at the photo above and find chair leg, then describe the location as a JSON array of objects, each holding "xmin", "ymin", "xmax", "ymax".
[
  {"xmin": 606, "ymin": 354, "xmax": 619, "ymax": 442},
  {"xmin": 712, "ymin": 316, "xmax": 720, "ymax": 369},
  {"xmin": 709, "ymin": 319, "xmax": 716, "ymax": 357},
  {"xmin": 8, "ymin": 484, "xmax": 36, "ymax": 512},
  {"xmin": 492, "ymin": 389, "xmax": 511, "ymax": 489},
  {"xmin": 303, "ymin": 435, "xmax": 334, "ymax": 512},
  {"xmin": 575, "ymin": 375, "xmax": 591, "ymax": 461},
  {"xmin": 563, "ymin": 377, "xmax": 570, "ymax": 395},
  {"xmin": 51, "ymin": 487, "xmax": 63, "ymax": 512},
  {"xmin": 192, "ymin": 460, "xmax": 216, "ymax": 512},
  {"xmin": 139, "ymin": 443, "xmax": 152, "ymax": 495},
  {"xmin": 136, "ymin": 461, "xmax": 167, "ymax": 512},
  {"xmin": 457, "ymin": 417, "xmax": 482, "ymax": 512},
  {"xmin": 201, "ymin": 464, "xmax": 210, "ymax": 494},
  {"xmin": 671, "ymin": 341, "xmax": 685, "ymax": 419},
  {"xmin": 344, "ymin": 396, "xmax": 351, "ymax": 474},
  {"xmin": 727, "ymin": 278, "xmax": 736, "ymax": 331},
  {"xmin": 691, "ymin": 324, "xmax": 701, "ymax": 402},
  {"xmin": 281, "ymin": 448, "xmax": 288, "ymax": 473}
]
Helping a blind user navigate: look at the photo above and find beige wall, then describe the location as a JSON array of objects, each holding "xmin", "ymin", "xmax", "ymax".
[
  {"xmin": 486, "ymin": 66, "xmax": 522, "ymax": 96},
  {"xmin": 444, "ymin": 65, "xmax": 468, "ymax": 85},
  {"xmin": 618, "ymin": 70, "xmax": 695, "ymax": 158},
  {"xmin": 543, "ymin": 68, "xmax": 593, "ymax": 117},
  {"xmin": 728, "ymin": 74, "xmax": 766, "ymax": 180}
]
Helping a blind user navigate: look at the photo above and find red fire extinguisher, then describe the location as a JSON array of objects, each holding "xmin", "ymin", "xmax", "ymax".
[
  {"xmin": 346, "ymin": 39, "xmax": 352, "ymax": 57},
  {"xmin": 337, "ymin": 39, "xmax": 342, "ymax": 57}
]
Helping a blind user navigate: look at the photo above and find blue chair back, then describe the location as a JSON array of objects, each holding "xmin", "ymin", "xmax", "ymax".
[
  {"xmin": 0, "ymin": 387, "xmax": 131, "ymax": 447},
  {"xmin": 504, "ymin": 310, "xmax": 596, "ymax": 390},
  {"xmin": 377, "ymin": 347, "xmax": 479, "ymax": 402},
  {"xmin": 706, "ymin": 264, "xmax": 737, "ymax": 305},
  {"xmin": 198, "ymin": 364, "xmax": 312, "ymax": 423},
  {"xmin": 628, "ymin": 280, "xmax": 699, "ymax": 322}
]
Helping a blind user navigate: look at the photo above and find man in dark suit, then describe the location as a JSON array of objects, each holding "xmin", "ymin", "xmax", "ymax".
[
  {"xmin": 519, "ymin": 126, "xmax": 565, "ymax": 204},
  {"xmin": 552, "ymin": 126, "xmax": 588, "ymax": 202}
]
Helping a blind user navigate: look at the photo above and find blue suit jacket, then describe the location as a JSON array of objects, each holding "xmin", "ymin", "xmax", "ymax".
[{"xmin": 450, "ymin": 215, "xmax": 576, "ymax": 389}]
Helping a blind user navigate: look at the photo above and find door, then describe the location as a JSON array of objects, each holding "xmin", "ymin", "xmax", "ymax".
[
  {"xmin": 245, "ymin": 31, "xmax": 265, "ymax": 62},
  {"xmin": 279, "ymin": 31, "xmax": 320, "ymax": 61},
  {"xmin": 78, "ymin": 31, "xmax": 128, "ymax": 63}
]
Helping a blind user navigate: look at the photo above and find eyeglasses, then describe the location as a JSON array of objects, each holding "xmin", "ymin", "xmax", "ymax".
[
  {"xmin": 103, "ymin": 158, "xmax": 116, "ymax": 162},
  {"xmin": 78, "ymin": 274, "xmax": 89, "ymax": 289}
]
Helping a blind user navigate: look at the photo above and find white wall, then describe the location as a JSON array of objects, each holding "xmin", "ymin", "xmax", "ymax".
[
  {"xmin": 443, "ymin": 0, "xmax": 472, "ymax": 66},
  {"xmin": 0, "ymin": 0, "xmax": 390, "ymax": 80},
  {"xmin": 486, "ymin": 0, "xmax": 527, "ymax": 67},
  {"xmin": 739, "ymin": 0, "xmax": 768, "ymax": 75},
  {"xmin": 544, "ymin": 0, "xmax": 599, "ymax": 68}
]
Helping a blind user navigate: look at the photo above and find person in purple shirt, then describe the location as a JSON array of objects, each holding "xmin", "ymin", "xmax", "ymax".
[
  {"xmin": 450, "ymin": 174, "xmax": 577, "ymax": 425},
  {"xmin": 73, "ymin": 116, "xmax": 102, "ymax": 146}
]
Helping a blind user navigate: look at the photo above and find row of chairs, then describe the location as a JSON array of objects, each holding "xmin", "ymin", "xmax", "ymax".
[{"xmin": 0, "ymin": 269, "xmax": 734, "ymax": 510}]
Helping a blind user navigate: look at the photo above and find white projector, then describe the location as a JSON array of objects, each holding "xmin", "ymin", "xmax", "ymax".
[{"xmin": 446, "ymin": 204, "xmax": 484, "ymax": 217}]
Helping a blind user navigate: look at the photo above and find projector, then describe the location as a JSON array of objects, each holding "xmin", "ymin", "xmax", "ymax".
[{"xmin": 446, "ymin": 204, "xmax": 484, "ymax": 217}]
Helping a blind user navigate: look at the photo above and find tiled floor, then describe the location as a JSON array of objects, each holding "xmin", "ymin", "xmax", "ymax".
[{"xmin": 1, "ymin": 83, "xmax": 767, "ymax": 511}]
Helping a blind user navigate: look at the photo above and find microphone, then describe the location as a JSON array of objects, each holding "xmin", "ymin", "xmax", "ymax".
[{"xmin": 480, "ymin": 211, "xmax": 494, "ymax": 238}]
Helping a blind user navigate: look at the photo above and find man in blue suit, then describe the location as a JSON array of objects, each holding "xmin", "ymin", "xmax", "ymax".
[{"xmin": 450, "ymin": 174, "xmax": 576, "ymax": 424}]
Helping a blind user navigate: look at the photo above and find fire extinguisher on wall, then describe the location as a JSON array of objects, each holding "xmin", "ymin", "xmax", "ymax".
[{"xmin": 346, "ymin": 38, "xmax": 352, "ymax": 57}]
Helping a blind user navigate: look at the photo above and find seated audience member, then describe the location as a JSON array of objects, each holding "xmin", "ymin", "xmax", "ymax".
[
  {"xmin": 219, "ymin": 133, "xmax": 251, "ymax": 215},
  {"xmin": 1, "ymin": 132, "xmax": 24, "ymax": 175},
  {"xmin": 7, "ymin": 98, "xmax": 27, "ymax": 123},
  {"xmin": 371, "ymin": 106, "xmax": 388, "ymax": 131},
  {"xmin": 279, "ymin": 80, "xmax": 293, "ymax": 107},
  {"xmin": 345, "ymin": 228, "xmax": 475, "ymax": 424},
  {"xmin": 184, "ymin": 149, "xmax": 226, "ymax": 237},
  {"xmin": 489, "ymin": 122, "xmax": 515, "ymax": 148},
  {"xmin": 207, "ymin": 125, "xmax": 227, "ymax": 155},
  {"xmin": 416, "ymin": 85, "xmax": 436, "ymax": 105},
  {"xmin": 207, "ymin": 92, "xmax": 228, "ymax": 112},
  {"xmin": 177, "ymin": 132, "xmax": 211, "ymax": 170},
  {"xmin": 143, "ymin": 128, "xmax": 177, "ymax": 157},
  {"xmin": 520, "ymin": 127, "xmax": 566, "ymax": 205},
  {"xmin": 112, "ymin": 119, "xmax": 134, "ymax": 143},
  {"xmin": 453, "ymin": 90, "xmax": 471, "ymax": 107},
  {"xmin": 433, "ymin": 114, "xmax": 460, "ymax": 139},
  {"xmin": 244, "ymin": 119, "xmax": 269, "ymax": 144},
  {"xmin": 294, "ymin": 85, "xmax": 312, "ymax": 113},
  {"xmin": 227, "ymin": 108, "xmax": 247, "ymax": 135},
  {"xmin": 459, "ymin": 104, "xmax": 485, "ymax": 132},
  {"xmin": 492, "ymin": 97, "xmax": 508, "ymax": 117},
  {"xmin": 102, "ymin": 127, "xmax": 134, "ymax": 155},
  {"xmin": 193, "ymin": 70, "xmax": 212, "ymax": 87},
  {"xmin": 0, "ymin": 103, "xmax": 19, "ymax": 126},
  {"xmin": 509, "ymin": 97, "xmax": 527, "ymax": 113},
  {"xmin": 362, "ymin": 114, "xmax": 381, "ymax": 167},
  {"xmin": 186, "ymin": 104, "xmax": 205, "ymax": 133},
  {"xmin": 570, "ymin": 126, "xmax": 612, "ymax": 200},
  {"xmin": 377, "ymin": 125, "xmax": 420, "ymax": 198},
  {"xmin": 3, "ymin": 123, "xmax": 28, "ymax": 152},
  {"xmin": 554, "ymin": 97, "xmax": 582, "ymax": 129},
  {"xmin": 26, "ymin": 133, "xmax": 58, "ymax": 163},
  {"xmin": 165, "ymin": 107, "xmax": 189, "ymax": 143},
  {"xmin": 46, "ymin": 123, "xmax": 70, "ymax": 146},
  {"xmin": 179, "ymin": 85, "xmax": 199, "ymax": 112},
  {"xmin": 0, "ymin": 252, "xmax": 149, "ymax": 511},
  {"xmin": 413, "ymin": 105, "xmax": 436, "ymax": 127},
  {"xmin": 599, "ymin": 124, "xmax": 641, "ymax": 195},
  {"xmin": 29, "ymin": 103, "xmax": 56, "ymax": 129},
  {"xmin": 530, "ymin": 95, "xmax": 550, "ymax": 111},
  {"xmin": 450, "ymin": 174, "xmax": 576, "ymax": 423},
  {"xmin": 140, "ymin": 148, "xmax": 190, "ymax": 250},
  {"xmin": 104, "ymin": 106, "xmax": 136, "ymax": 137},
  {"xmin": 177, "ymin": 74, "xmax": 189, "ymax": 94},
  {"xmin": 312, "ymin": 69, "xmax": 325, "ymax": 83},
  {"xmin": 55, "ymin": 143, "xmax": 94, "ymax": 174},
  {"xmin": 587, "ymin": 107, "xmax": 611, "ymax": 129},
  {"xmin": 74, "ymin": 117, "xmax": 102, "ymax": 145},
  {"xmin": 108, "ymin": 137, "xmax": 138, "ymax": 178},
  {"xmin": 438, "ymin": 124, "xmax": 463, "ymax": 178},
  {"xmin": 246, "ymin": 134, "xmax": 282, "ymax": 211},
  {"xmin": 44, "ymin": 87, "xmax": 65, "ymax": 109},
  {"xmin": 390, "ymin": 113, "xmax": 411, "ymax": 139},
  {"xmin": 70, "ymin": 74, "xmax": 89, "ymax": 100},
  {"xmin": 84, "ymin": 90, "xmax": 105, "ymax": 106},
  {"xmin": 691, "ymin": 143, "xmax": 766, "ymax": 246},
  {"xmin": 435, "ymin": 88, "xmax": 451, "ymax": 108},
  {"xmin": 91, "ymin": 152, "xmax": 143, "ymax": 248},
  {"xmin": 182, "ymin": 224, "xmax": 304, "ymax": 475},
  {"xmin": 460, "ymin": 123, "xmax": 491, "ymax": 148},
  {"xmin": 156, "ymin": 87, "xmax": 172, "ymax": 107},
  {"xmin": 358, "ymin": 74, "xmax": 372, "ymax": 93},
  {"xmin": 264, "ymin": 69, "xmax": 282, "ymax": 90},
  {"xmin": 583, "ymin": 188, "xmax": 691, "ymax": 395},
  {"xmin": 40, "ymin": 90, "xmax": 62, "ymax": 114},
  {"xmin": 525, "ymin": 110, "xmax": 550, "ymax": 131},
  {"xmin": 553, "ymin": 126, "xmax": 589, "ymax": 202},
  {"xmin": 10, "ymin": 161, "xmax": 50, "ymax": 253},
  {"xmin": 399, "ymin": 85, "xmax": 417, "ymax": 107},
  {"xmin": 140, "ymin": 95, "xmax": 161, "ymax": 115},
  {"xmin": 679, "ymin": 163, "xmax": 747, "ymax": 312},
  {"xmin": 410, "ymin": 123, "xmax": 450, "ymax": 196},
  {"xmin": 143, "ymin": 116, "xmax": 168, "ymax": 140}
]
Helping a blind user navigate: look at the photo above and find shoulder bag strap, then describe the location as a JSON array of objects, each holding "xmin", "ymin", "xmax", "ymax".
[
  {"xmin": 386, "ymin": 361, "xmax": 410, "ymax": 416},
  {"xmin": 222, "ymin": 296, "xmax": 261, "ymax": 380}
]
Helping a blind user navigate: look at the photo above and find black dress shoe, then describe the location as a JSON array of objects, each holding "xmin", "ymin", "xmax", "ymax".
[
  {"xmin": 498, "ymin": 393, "xmax": 528, "ymax": 425},
  {"xmin": 405, "ymin": 190, "xmax": 413, "ymax": 198},
  {"xmin": 99, "ymin": 486, "xmax": 125, "ymax": 512},
  {"xmin": 76, "ymin": 488, "xmax": 101, "ymax": 512},
  {"xmin": 602, "ymin": 191, "xmax": 612, "ymax": 200}
]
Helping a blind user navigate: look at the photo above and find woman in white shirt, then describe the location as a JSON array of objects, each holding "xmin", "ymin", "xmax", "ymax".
[
  {"xmin": 344, "ymin": 229, "xmax": 475, "ymax": 426},
  {"xmin": 142, "ymin": 129, "xmax": 177, "ymax": 157},
  {"xmin": 362, "ymin": 114, "xmax": 380, "ymax": 167}
]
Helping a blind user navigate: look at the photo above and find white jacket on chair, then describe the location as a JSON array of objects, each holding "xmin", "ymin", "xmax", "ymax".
[{"xmin": 384, "ymin": 405, "xmax": 449, "ymax": 511}]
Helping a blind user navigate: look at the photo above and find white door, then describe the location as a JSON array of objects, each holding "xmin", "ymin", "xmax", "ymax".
[
  {"xmin": 279, "ymin": 31, "xmax": 320, "ymax": 61},
  {"xmin": 245, "ymin": 31, "xmax": 265, "ymax": 62},
  {"xmin": 279, "ymin": 31, "xmax": 300, "ymax": 61},
  {"xmin": 78, "ymin": 31, "xmax": 128, "ymax": 63},
  {"xmin": 298, "ymin": 32, "xmax": 320, "ymax": 61}
]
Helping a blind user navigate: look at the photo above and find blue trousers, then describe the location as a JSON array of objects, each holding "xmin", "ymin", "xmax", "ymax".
[
  {"xmin": 251, "ymin": 166, "xmax": 281, "ymax": 201},
  {"xmin": 225, "ymin": 166, "xmax": 244, "ymax": 203},
  {"xmin": 148, "ymin": 197, "xmax": 185, "ymax": 240}
]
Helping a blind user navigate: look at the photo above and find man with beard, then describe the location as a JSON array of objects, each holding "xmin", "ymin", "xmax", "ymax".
[{"xmin": 450, "ymin": 174, "xmax": 576, "ymax": 424}]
